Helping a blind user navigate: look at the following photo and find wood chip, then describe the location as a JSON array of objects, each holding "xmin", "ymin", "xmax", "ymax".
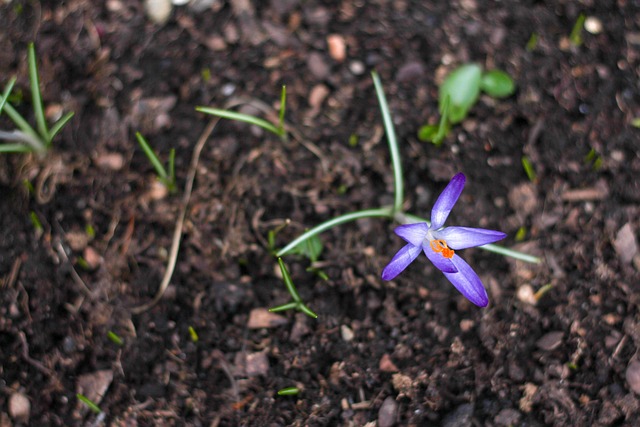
[
  {"xmin": 536, "ymin": 331, "xmax": 564, "ymax": 351},
  {"xmin": 379, "ymin": 354, "xmax": 399, "ymax": 373},
  {"xmin": 247, "ymin": 308, "xmax": 287, "ymax": 329},
  {"xmin": 561, "ymin": 182, "xmax": 609, "ymax": 201}
]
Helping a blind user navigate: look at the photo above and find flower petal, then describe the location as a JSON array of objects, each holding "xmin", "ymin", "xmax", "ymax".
[
  {"xmin": 423, "ymin": 242, "xmax": 458, "ymax": 273},
  {"xmin": 442, "ymin": 255, "xmax": 489, "ymax": 307},
  {"xmin": 436, "ymin": 227, "xmax": 507, "ymax": 250},
  {"xmin": 381, "ymin": 243, "xmax": 422, "ymax": 280},
  {"xmin": 394, "ymin": 222, "xmax": 430, "ymax": 246},
  {"xmin": 431, "ymin": 173, "xmax": 466, "ymax": 229}
]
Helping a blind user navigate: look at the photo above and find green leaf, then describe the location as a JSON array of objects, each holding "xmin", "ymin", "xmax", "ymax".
[
  {"xmin": 49, "ymin": 111, "xmax": 74, "ymax": 140},
  {"xmin": 439, "ymin": 64, "xmax": 482, "ymax": 124},
  {"xmin": 188, "ymin": 326, "xmax": 199, "ymax": 342},
  {"xmin": 278, "ymin": 85, "xmax": 286, "ymax": 136},
  {"xmin": 0, "ymin": 76, "xmax": 17, "ymax": 114},
  {"xmin": 418, "ymin": 96, "xmax": 451, "ymax": 145},
  {"xmin": 28, "ymin": 43, "xmax": 50, "ymax": 144},
  {"xmin": 107, "ymin": 331, "xmax": 124, "ymax": 346},
  {"xmin": 289, "ymin": 234, "xmax": 323, "ymax": 263},
  {"xmin": 277, "ymin": 387, "xmax": 300, "ymax": 396},
  {"xmin": 521, "ymin": 156, "xmax": 537, "ymax": 182},
  {"xmin": 77, "ymin": 394, "xmax": 102, "ymax": 414},
  {"xmin": 269, "ymin": 301, "xmax": 298, "ymax": 312},
  {"xmin": 136, "ymin": 132, "xmax": 169, "ymax": 181},
  {"xmin": 569, "ymin": 13, "xmax": 586, "ymax": 46},
  {"xmin": 480, "ymin": 70, "xmax": 516, "ymax": 98},
  {"xmin": 196, "ymin": 106, "xmax": 281, "ymax": 136},
  {"xmin": 526, "ymin": 33, "xmax": 539, "ymax": 51}
]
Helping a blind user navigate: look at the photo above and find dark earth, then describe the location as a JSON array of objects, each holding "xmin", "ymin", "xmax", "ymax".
[{"xmin": 1, "ymin": 0, "xmax": 640, "ymax": 426}]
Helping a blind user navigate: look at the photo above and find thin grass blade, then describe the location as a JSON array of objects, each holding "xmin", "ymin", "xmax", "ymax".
[
  {"xmin": 196, "ymin": 106, "xmax": 281, "ymax": 136},
  {"xmin": 0, "ymin": 143, "xmax": 33, "ymax": 153},
  {"xmin": 278, "ymin": 85, "xmax": 286, "ymax": 135},
  {"xmin": 136, "ymin": 132, "xmax": 169, "ymax": 181},
  {"xmin": 49, "ymin": 111, "xmax": 74, "ymax": 140},
  {"xmin": 28, "ymin": 43, "xmax": 50, "ymax": 144},
  {"xmin": 0, "ymin": 76, "xmax": 17, "ymax": 114}
]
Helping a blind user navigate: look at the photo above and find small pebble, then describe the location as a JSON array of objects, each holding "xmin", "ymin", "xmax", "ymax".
[
  {"xmin": 94, "ymin": 152, "xmax": 125, "ymax": 171},
  {"xmin": 516, "ymin": 285, "xmax": 537, "ymax": 305},
  {"xmin": 9, "ymin": 392, "xmax": 30, "ymax": 424},
  {"xmin": 245, "ymin": 351, "xmax": 269, "ymax": 377},
  {"xmin": 349, "ymin": 60, "xmax": 365, "ymax": 75},
  {"xmin": 308, "ymin": 84, "xmax": 330, "ymax": 110},
  {"xmin": 327, "ymin": 34, "xmax": 346, "ymax": 62},
  {"xmin": 307, "ymin": 52, "xmax": 330, "ymax": 79},
  {"xmin": 341, "ymin": 324, "xmax": 354, "ymax": 342},
  {"xmin": 584, "ymin": 16, "xmax": 603, "ymax": 34},
  {"xmin": 145, "ymin": 0, "xmax": 172, "ymax": 24},
  {"xmin": 626, "ymin": 361, "xmax": 640, "ymax": 395},
  {"xmin": 614, "ymin": 223, "xmax": 637, "ymax": 265},
  {"xmin": 378, "ymin": 396, "xmax": 398, "ymax": 427}
]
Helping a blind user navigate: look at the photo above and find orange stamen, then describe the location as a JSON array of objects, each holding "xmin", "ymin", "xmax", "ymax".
[{"xmin": 429, "ymin": 239, "xmax": 455, "ymax": 259}]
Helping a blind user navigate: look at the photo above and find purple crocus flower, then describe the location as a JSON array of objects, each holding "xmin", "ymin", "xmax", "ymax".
[{"xmin": 382, "ymin": 173, "xmax": 506, "ymax": 307}]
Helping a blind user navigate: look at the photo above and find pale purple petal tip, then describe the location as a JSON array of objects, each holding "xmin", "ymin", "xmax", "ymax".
[
  {"xmin": 443, "ymin": 255, "xmax": 489, "ymax": 307},
  {"xmin": 431, "ymin": 173, "xmax": 466, "ymax": 229},
  {"xmin": 394, "ymin": 222, "xmax": 430, "ymax": 246},
  {"xmin": 423, "ymin": 243, "xmax": 458, "ymax": 273},
  {"xmin": 381, "ymin": 243, "xmax": 422, "ymax": 280},
  {"xmin": 437, "ymin": 226, "xmax": 507, "ymax": 250}
]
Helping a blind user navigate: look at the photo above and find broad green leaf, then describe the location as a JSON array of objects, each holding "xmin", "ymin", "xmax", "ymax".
[
  {"xmin": 439, "ymin": 64, "xmax": 482, "ymax": 124},
  {"xmin": 480, "ymin": 70, "xmax": 515, "ymax": 98}
]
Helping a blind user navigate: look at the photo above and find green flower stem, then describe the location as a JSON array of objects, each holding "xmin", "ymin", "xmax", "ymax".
[
  {"xmin": 372, "ymin": 71, "xmax": 404, "ymax": 214},
  {"xmin": 276, "ymin": 207, "xmax": 394, "ymax": 257},
  {"xmin": 401, "ymin": 213, "xmax": 541, "ymax": 264}
]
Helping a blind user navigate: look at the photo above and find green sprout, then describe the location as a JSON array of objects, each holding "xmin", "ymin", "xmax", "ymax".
[
  {"xmin": 196, "ymin": 85, "xmax": 287, "ymax": 140},
  {"xmin": 526, "ymin": 33, "xmax": 539, "ymax": 51},
  {"xmin": 0, "ymin": 43, "xmax": 74, "ymax": 154},
  {"xmin": 188, "ymin": 326, "xmax": 199, "ymax": 343},
  {"xmin": 107, "ymin": 331, "xmax": 124, "ymax": 346},
  {"xmin": 76, "ymin": 393, "xmax": 102, "ymax": 414},
  {"xmin": 569, "ymin": 13, "xmax": 586, "ymax": 46},
  {"xmin": 584, "ymin": 148, "xmax": 602, "ymax": 170},
  {"xmin": 277, "ymin": 387, "xmax": 300, "ymax": 396},
  {"xmin": 521, "ymin": 156, "xmax": 538, "ymax": 182},
  {"xmin": 135, "ymin": 131, "xmax": 177, "ymax": 193},
  {"xmin": 631, "ymin": 118, "xmax": 640, "ymax": 128},
  {"xmin": 418, "ymin": 64, "xmax": 515, "ymax": 145},
  {"xmin": 515, "ymin": 226, "xmax": 527, "ymax": 242},
  {"xmin": 29, "ymin": 211, "xmax": 43, "ymax": 238}
]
